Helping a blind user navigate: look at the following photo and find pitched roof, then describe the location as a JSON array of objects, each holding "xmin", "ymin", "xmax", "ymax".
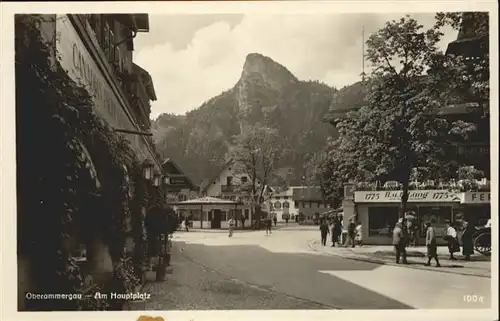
[
  {"xmin": 162, "ymin": 158, "xmax": 197, "ymax": 190},
  {"xmin": 200, "ymin": 159, "xmax": 234, "ymax": 193}
]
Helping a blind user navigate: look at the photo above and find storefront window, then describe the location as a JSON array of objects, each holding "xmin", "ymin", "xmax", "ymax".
[
  {"xmin": 418, "ymin": 206, "xmax": 452, "ymax": 238},
  {"xmin": 368, "ymin": 207, "xmax": 399, "ymax": 236},
  {"xmin": 459, "ymin": 205, "xmax": 491, "ymax": 228}
]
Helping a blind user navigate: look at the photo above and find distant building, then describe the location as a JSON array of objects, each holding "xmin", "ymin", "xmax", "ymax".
[
  {"xmin": 267, "ymin": 186, "xmax": 336, "ymax": 222},
  {"xmin": 162, "ymin": 158, "xmax": 198, "ymax": 203}
]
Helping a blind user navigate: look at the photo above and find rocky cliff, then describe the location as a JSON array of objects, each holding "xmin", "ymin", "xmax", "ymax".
[{"xmin": 153, "ymin": 53, "xmax": 357, "ymax": 185}]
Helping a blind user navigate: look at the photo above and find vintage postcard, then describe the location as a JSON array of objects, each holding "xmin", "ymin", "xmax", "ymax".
[{"xmin": 1, "ymin": 1, "xmax": 498, "ymax": 321}]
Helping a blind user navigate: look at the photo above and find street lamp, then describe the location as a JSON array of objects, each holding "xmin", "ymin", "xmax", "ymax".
[
  {"xmin": 153, "ymin": 171, "xmax": 161, "ymax": 187},
  {"xmin": 142, "ymin": 159, "xmax": 154, "ymax": 180}
]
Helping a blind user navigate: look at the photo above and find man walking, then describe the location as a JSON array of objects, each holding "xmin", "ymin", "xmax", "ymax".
[
  {"xmin": 393, "ymin": 218, "xmax": 409, "ymax": 264},
  {"xmin": 265, "ymin": 216, "xmax": 273, "ymax": 235},
  {"xmin": 344, "ymin": 219, "xmax": 356, "ymax": 248},
  {"xmin": 320, "ymin": 220, "xmax": 330, "ymax": 246},
  {"xmin": 331, "ymin": 217, "xmax": 341, "ymax": 247},
  {"xmin": 424, "ymin": 220, "xmax": 441, "ymax": 267}
]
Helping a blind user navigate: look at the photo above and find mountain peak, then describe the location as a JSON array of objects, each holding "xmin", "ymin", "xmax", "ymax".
[{"xmin": 240, "ymin": 53, "xmax": 298, "ymax": 89}]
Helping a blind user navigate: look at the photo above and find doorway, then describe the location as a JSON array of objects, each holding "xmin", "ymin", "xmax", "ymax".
[{"xmin": 211, "ymin": 209, "xmax": 222, "ymax": 229}]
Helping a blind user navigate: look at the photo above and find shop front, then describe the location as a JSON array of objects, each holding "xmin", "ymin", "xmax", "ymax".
[
  {"xmin": 456, "ymin": 192, "xmax": 492, "ymax": 228},
  {"xmin": 354, "ymin": 189, "xmax": 471, "ymax": 245}
]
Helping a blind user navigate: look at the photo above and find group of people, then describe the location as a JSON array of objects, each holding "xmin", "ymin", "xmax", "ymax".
[
  {"xmin": 319, "ymin": 216, "xmax": 363, "ymax": 248},
  {"xmin": 392, "ymin": 215, "xmax": 476, "ymax": 266}
]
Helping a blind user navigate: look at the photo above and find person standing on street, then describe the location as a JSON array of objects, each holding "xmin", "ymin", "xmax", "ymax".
[
  {"xmin": 344, "ymin": 219, "xmax": 356, "ymax": 248},
  {"xmin": 240, "ymin": 216, "xmax": 246, "ymax": 229},
  {"xmin": 320, "ymin": 220, "xmax": 330, "ymax": 246},
  {"xmin": 355, "ymin": 222, "xmax": 363, "ymax": 247},
  {"xmin": 184, "ymin": 217, "xmax": 189, "ymax": 232},
  {"xmin": 445, "ymin": 220, "xmax": 459, "ymax": 260},
  {"xmin": 331, "ymin": 217, "xmax": 342, "ymax": 247},
  {"xmin": 393, "ymin": 219, "xmax": 408, "ymax": 264},
  {"xmin": 424, "ymin": 220, "xmax": 441, "ymax": 267},
  {"xmin": 273, "ymin": 214, "xmax": 277, "ymax": 227},
  {"xmin": 461, "ymin": 220, "xmax": 474, "ymax": 261},
  {"xmin": 228, "ymin": 216, "xmax": 236, "ymax": 237},
  {"xmin": 265, "ymin": 216, "xmax": 273, "ymax": 235}
]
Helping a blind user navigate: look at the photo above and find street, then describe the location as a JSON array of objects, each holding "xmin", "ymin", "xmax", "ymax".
[{"xmin": 140, "ymin": 226, "xmax": 492, "ymax": 310}]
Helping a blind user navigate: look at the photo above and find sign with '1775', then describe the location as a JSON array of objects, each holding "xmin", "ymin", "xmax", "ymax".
[{"xmin": 354, "ymin": 190, "xmax": 461, "ymax": 203}]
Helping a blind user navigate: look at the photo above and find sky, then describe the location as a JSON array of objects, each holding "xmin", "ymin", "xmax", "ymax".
[{"xmin": 133, "ymin": 13, "xmax": 458, "ymax": 119}]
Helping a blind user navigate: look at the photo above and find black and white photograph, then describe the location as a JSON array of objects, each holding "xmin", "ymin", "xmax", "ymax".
[{"xmin": 1, "ymin": 0, "xmax": 498, "ymax": 318}]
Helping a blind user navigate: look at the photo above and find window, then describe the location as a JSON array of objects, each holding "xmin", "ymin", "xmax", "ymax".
[
  {"xmin": 283, "ymin": 201, "xmax": 290, "ymax": 208},
  {"xmin": 244, "ymin": 209, "xmax": 249, "ymax": 220},
  {"xmin": 368, "ymin": 207, "xmax": 399, "ymax": 236},
  {"xmin": 284, "ymin": 196, "xmax": 289, "ymax": 200},
  {"xmin": 208, "ymin": 211, "xmax": 213, "ymax": 221},
  {"xmin": 418, "ymin": 206, "xmax": 452, "ymax": 238},
  {"xmin": 274, "ymin": 201, "xmax": 282, "ymax": 209},
  {"xmin": 241, "ymin": 176, "xmax": 248, "ymax": 184},
  {"xmin": 294, "ymin": 201, "xmax": 299, "ymax": 208},
  {"xmin": 226, "ymin": 176, "xmax": 233, "ymax": 186}
]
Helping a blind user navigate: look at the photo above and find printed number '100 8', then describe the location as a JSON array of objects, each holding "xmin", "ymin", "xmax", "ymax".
[{"xmin": 364, "ymin": 193, "xmax": 380, "ymax": 200}]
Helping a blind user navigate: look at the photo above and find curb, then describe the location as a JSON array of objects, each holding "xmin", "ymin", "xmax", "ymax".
[{"xmin": 307, "ymin": 241, "xmax": 491, "ymax": 279}]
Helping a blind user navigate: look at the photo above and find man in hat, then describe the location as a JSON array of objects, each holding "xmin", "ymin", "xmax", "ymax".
[{"xmin": 393, "ymin": 218, "xmax": 409, "ymax": 264}]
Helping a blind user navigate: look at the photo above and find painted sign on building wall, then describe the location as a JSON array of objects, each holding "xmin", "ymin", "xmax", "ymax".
[
  {"xmin": 461, "ymin": 192, "xmax": 491, "ymax": 204},
  {"xmin": 55, "ymin": 15, "xmax": 149, "ymax": 161},
  {"xmin": 355, "ymin": 190, "xmax": 461, "ymax": 203}
]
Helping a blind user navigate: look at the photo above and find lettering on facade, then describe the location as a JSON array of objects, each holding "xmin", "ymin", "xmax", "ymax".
[
  {"xmin": 72, "ymin": 43, "xmax": 115, "ymax": 123},
  {"xmin": 355, "ymin": 190, "xmax": 461, "ymax": 203},
  {"xmin": 169, "ymin": 177, "xmax": 187, "ymax": 186},
  {"xmin": 56, "ymin": 17, "xmax": 151, "ymax": 162},
  {"xmin": 462, "ymin": 192, "xmax": 491, "ymax": 204}
]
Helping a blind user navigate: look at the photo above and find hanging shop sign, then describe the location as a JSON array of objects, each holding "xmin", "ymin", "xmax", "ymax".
[{"xmin": 354, "ymin": 190, "xmax": 461, "ymax": 203}]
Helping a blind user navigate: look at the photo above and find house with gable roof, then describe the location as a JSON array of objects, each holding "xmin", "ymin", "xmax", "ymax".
[
  {"xmin": 162, "ymin": 158, "xmax": 198, "ymax": 203},
  {"xmin": 198, "ymin": 159, "xmax": 275, "ymax": 228}
]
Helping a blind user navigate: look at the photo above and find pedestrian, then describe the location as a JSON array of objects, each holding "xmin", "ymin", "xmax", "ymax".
[
  {"xmin": 424, "ymin": 220, "xmax": 441, "ymax": 267},
  {"xmin": 273, "ymin": 215, "xmax": 277, "ymax": 227},
  {"xmin": 331, "ymin": 217, "xmax": 342, "ymax": 247},
  {"xmin": 444, "ymin": 220, "xmax": 459, "ymax": 260},
  {"xmin": 184, "ymin": 217, "xmax": 189, "ymax": 232},
  {"xmin": 344, "ymin": 219, "xmax": 356, "ymax": 248},
  {"xmin": 228, "ymin": 216, "xmax": 236, "ymax": 237},
  {"xmin": 320, "ymin": 220, "xmax": 330, "ymax": 246},
  {"xmin": 240, "ymin": 216, "xmax": 246, "ymax": 229},
  {"xmin": 355, "ymin": 222, "xmax": 363, "ymax": 246},
  {"xmin": 392, "ymin": 218, "xmax": 408, "ymax": 264},
  {"xmin": 285, "ymin": 215, "xmax": 289, "ymax": 226},
  {"xmin": 461, "ymin": 220, "xmax": 474, "ymax": 261},
  {"xmin": 265, "ymin": 216, "xmax": 272, "ymax": 235}
]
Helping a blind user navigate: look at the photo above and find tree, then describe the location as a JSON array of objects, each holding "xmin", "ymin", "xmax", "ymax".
[
  {"xmin": 328, "ymin": 14, "xmax": 480, "ymax": 217},
  {"xmin": 229, "ymin": 123, "xmax": 282, "ymax": 221}
]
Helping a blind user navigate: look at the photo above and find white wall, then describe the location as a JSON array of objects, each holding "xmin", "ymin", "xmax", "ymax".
[{"xmin": 205, "ymin": 166, "xmax": 255, "ymax": 197}]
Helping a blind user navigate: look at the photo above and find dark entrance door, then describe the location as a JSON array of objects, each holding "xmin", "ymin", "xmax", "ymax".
[{"xmin": 211, "ymin": 209, "xmax": 222, "ymax": 229}]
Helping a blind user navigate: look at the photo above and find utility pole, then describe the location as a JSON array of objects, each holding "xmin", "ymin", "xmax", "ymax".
[{"xmin": 361, "ymin": 25, "xmax": 366, "ymax": 82}]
